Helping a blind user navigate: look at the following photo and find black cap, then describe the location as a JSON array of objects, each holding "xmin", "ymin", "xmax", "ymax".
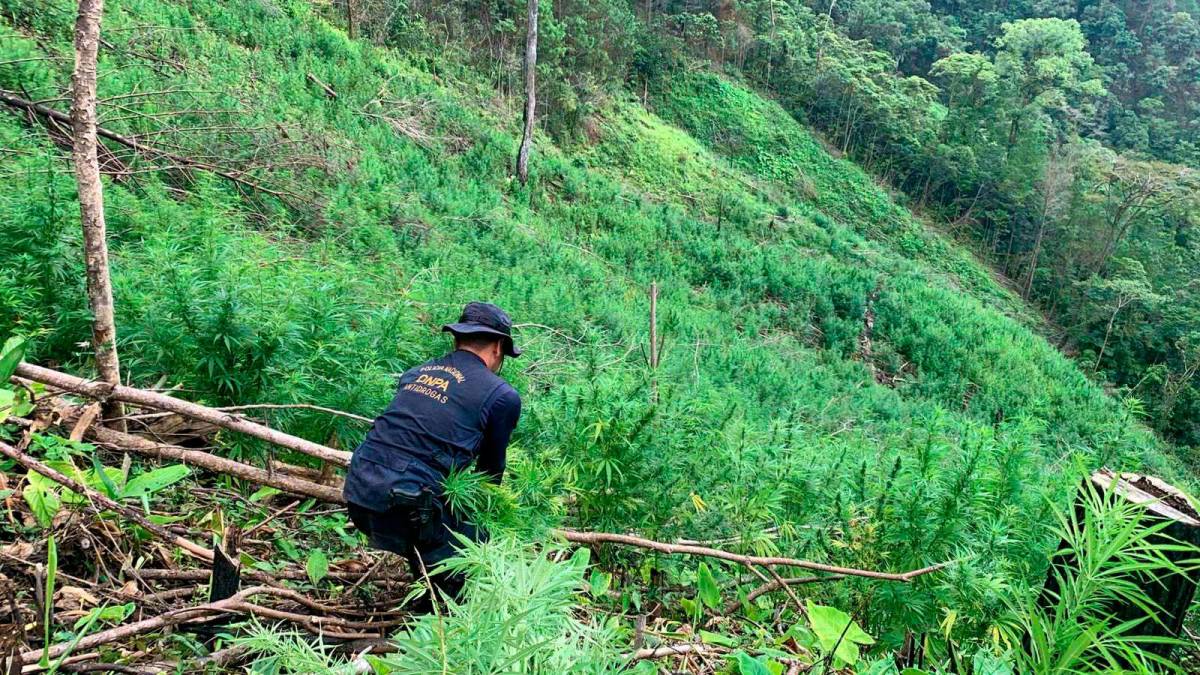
[{"xmin": 442, "ymin": 302, "xmax": 522, "ymax": 357}]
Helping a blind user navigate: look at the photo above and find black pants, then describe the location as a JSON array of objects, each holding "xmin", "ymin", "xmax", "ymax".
[{"xmin": 347, "ymin": 500, "xmax": 484, "ymax": 605}]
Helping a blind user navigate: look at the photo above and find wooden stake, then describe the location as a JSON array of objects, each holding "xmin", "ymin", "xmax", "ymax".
[
  {"xmin": 650, "ymin": 281, "xmax": 659, "ymax": 402},
  {"xmin": 649, "ymin": 281, "xmax": 659, "ymax": 370}
]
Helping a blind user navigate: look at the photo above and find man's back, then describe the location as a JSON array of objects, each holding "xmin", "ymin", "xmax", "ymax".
[{"xmin": 344, "ymin": 349, "xmax": 520, "ymax": 512}]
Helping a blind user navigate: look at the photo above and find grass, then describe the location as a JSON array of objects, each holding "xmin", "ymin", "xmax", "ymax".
[{"xmin": 0, "ymin": 0, "xmax": 1190, "ymax": 663}]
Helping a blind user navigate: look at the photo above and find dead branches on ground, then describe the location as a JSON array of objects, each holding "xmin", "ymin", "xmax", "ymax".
[
  {"xmin": 0, "ymin": 440, "xmax": 214, "ymax": 561},
  {"xmin": 17, "ymin": 585, "xmax": 402, "ymax": 666},
  {"xmin": 0, "ymin": 89, "xmax": 316, "ymax": 208}
]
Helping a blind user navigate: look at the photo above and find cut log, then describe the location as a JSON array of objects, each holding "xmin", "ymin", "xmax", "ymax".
[
  {"xmin": 14, "ymin": 363, "xmax": 350, "ymax": 467},
  {"xmin": 1040, "ymin": 469, "xmax": 1200, "ymax": 656}
]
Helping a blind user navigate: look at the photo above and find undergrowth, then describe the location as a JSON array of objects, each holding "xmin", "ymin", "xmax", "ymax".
[{"xmin": 0, "ymin": 0, "xmax": 1194, "ymax": 669}]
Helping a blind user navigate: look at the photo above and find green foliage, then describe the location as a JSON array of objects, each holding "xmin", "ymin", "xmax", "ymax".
[
  {"xmin": 373, "ymin": 537, "xmax": 621, "ymax": 673},
  {"xmin": 1, "ymin": 0, "xmax": 1196, "ymax": 668},
  {"xmin": 807, "ymin": 600, "xmax": 877, "ymax": 667},
  {"xmin": 0, "ymin": 335, "xmax": 33, "ymax": 423},
  {"xmin": 21, "ymin": 445, "xmax": 189, "ymax": 526},
  {"xmin": 696, "ymin": 562, "xmax": 721, "ymax": 610},
  {"xmin": 1001, "ymin": 475, "xmax": 1196, "ymax": 673},
  {"xmin": 305, "ymin": 548, "xmax": 329, "ymax": 585},
  {"xmin": 229, "ymin": 621, "xmax": 364, "ymax": 674}
]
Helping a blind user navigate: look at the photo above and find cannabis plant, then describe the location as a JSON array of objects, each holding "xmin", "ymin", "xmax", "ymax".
[
  {"xmin": 371, "ymin": 537, "xmax": 621, "ymax": 674},
  {"xmin": 1001, "ymin": 475, "xmax": 1197, "ymax": 673}
]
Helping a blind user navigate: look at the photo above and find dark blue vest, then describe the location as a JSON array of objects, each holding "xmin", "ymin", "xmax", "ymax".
[{"xmin": 344, "ymin": 350, "xmax": 514, "ymax": 512}]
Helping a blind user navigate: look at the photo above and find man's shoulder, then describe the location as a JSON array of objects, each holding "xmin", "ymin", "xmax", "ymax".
[
  {"xmin": 496, "ymin": 380, "xmax": 520, "ymax": 402},
  {"xmin": 490, "ymin": 380, "xmax": 521, "ymax": 413}
]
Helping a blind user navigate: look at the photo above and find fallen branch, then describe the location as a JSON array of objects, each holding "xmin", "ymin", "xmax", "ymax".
[
  {"xmin": 14, "ymin": 363, "xmax": 350, "ymax": 466},
  {"xmin": 722, "ymin": 575, "xmax": 846, "ymax": 615},
  {"xmin": 19, "ymin": 586, "xmax": 394, "ymax": 665},
  {"xmin": 306, "ymin": 73, "xmax": 337, "ymax": 99},
  {"xmin": 0, "ymin": 439, "xmax": 213, "ymax": 562},
  {"xmin": 553, "ymin": 529, "xmax": 950, "ymax": 582},
  {"xmin": 132, "ymin": 567, "xmax": 409, "ymax": 584},
  {"xmin": 120, "ymin": 403, "xmax": 371, "ymax": 425},
  {"xmin": 207, "ymin": 403, "xmax": 370, "ymax": 424},
  {"xmin": 56, "ymin": 402, "xmax": 346, "ymax": 503},
  {"xmin": 626, "ymin": 643, "xmax": 721, "ymax": 661}
]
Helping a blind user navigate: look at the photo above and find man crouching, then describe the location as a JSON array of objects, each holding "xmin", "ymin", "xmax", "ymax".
[{"xmin": 343, "ymin": 302, "xmax": 522, "ymax": 607}]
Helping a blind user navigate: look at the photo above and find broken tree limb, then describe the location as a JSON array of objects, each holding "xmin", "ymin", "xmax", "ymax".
[
  {"xmin": 626, "ymin": 643, "xmax": 720, "ymax": 661},
  {"xmin": 0, "ymin": 90, "xmax": 304, "ymax": 204},
  {"xmin": 14, "ymin": 363, "xmax": 351, "ymax": 467},
  {"xmin": 306, "ymin": 72, "xmax": 337, "ymax": 99},
  {"xmin": 722, "ymin": 574, "xmax": 846, "ymax": 615},
  {"xmin": 0, "ymin": 440, "xmax": 213, "ymax": 562},
  {"xmin": 131, "ymin": 567, "xmax": 409, "ymax": 585},
  {"xmin": 56, "ymin": 402, "xmax": 347, "ymax": 503},
  {"xmin": 18, "ymin": 586, "xmax": 395, "ymax": 665},
  {"xmin": 553, "ymin": 529, "xmax": 951, "ymax": 582}
]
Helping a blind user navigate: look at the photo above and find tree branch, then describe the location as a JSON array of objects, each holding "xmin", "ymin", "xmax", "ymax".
[{"xmin": 553, "ymin": 529, "xmax": 951, "ymax": 582}]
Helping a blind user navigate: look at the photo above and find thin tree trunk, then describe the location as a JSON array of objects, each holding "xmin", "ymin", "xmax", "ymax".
[
  {"xmin": 515, "ymin": 0, "xmax": 538, "ymax": 185},
  {"xmin": 649, "ymin": 281, "xmax": 659, "ymax": 402},
  {"xmin": 1023, "ymin": 215, "xmax": 1047, "ymax": 300},
  {"xmin": 1095, "ymin": 299, "xmax": 1127, "ymax": 373},
  {"xmin": 71, "ymin": 0, "xmax": 125, "ymax": 431}
]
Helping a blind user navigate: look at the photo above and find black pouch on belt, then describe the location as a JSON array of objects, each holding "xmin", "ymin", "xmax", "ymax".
[{"xmin": 390, "ymin": 486, "xmax": 443, "ymax": 545}]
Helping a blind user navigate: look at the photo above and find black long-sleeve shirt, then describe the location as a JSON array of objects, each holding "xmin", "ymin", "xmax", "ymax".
[{"xmin": 343, "ymin": 350, "xmax": 522, "ymax": 512}]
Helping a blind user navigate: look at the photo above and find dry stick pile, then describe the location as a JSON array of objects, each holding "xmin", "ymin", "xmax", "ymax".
[
  {"xmin": 4, "ymin": 363, "xmax": 954, "ymax": 670},
  {"xmin": 0, "ymin": 90, "xmax": 309, "ymax": 206}
]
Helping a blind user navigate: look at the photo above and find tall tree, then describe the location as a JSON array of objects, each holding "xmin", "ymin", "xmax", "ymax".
[
  {"xmin": 71, "ymin": 0, "xmax": 125, "ymax": 429},
  {"xmin": 993, "ymin": 19, "xmax": 1104, "ymax": 150},
  {"xmin": 516, "ymin": 0, "xmax": 538, "ymax": 185}
]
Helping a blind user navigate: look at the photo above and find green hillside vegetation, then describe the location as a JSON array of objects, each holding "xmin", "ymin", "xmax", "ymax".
[{"xmin": 0, "ymin": 0, "xmax": 1194, "ymax": 671}]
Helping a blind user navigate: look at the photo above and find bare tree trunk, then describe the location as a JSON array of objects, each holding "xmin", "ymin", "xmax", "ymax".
[
  {"xmin": 515, "ymin": 0, "xmax": 538, "ymax": 185},
  {"xmin": 71, "ymin": 0, "xmax": 125, "ymax": 431},
  {"xmin": 1023, "ymin": 215, "xmax": 1047, "ymax": 300}
]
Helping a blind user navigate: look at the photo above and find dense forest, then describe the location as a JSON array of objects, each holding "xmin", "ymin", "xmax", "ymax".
[{"xmin": 1, "ymin": 0, "xmax": 1199, "ymax": 672}]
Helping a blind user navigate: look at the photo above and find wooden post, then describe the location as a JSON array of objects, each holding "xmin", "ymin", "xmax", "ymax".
[
  {"xmin": 70, "ymin": 0, "xmax": 125, "ymax": 431},
  {"xmin": 1040, "ymin": 470, "xmax": 1200, "ymax": 656},
  {"xmin": 346, "ymin": 0, "xmax": 355, "ymax": 39},
  {"xmin": 649, "ymin": 282, "xmax": 659, "ymax": 371},
  {"xmin": 649, "ymin": 282, "xmax": 659, "ymax": 402}
]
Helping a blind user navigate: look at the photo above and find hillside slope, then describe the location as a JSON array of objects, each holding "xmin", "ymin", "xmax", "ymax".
[{"xmin": 0, "ymin": 0, "xmax": 1184, "ymax": 661}]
